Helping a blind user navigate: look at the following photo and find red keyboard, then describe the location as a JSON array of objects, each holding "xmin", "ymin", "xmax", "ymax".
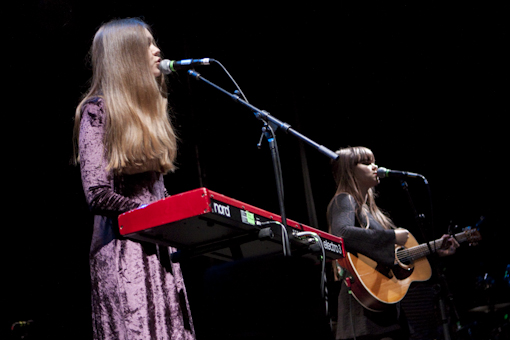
[{"xmin": 119, "ymin": 187, "xmax": 344, "ymax": 261}]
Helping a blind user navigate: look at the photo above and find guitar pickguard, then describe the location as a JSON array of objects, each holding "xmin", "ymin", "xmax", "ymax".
[
  {"xmin": 375, "ymin": 263, "xmax": 394, "ymax": 279},
  {"xmin": 392, "ymin": 263, "xmax": 414, "ymax": 280}
]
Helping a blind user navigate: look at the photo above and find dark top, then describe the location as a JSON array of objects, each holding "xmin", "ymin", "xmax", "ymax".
[{"xmin": 328, "ymin": 193, "xmax": 408, "ymax": 339}]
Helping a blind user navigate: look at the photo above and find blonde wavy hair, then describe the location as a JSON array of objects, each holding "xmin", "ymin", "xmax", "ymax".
[
  {"xmin": 74, "ymin": 18, "xmax": 177, "ymax": 175},
  {"xmin": 328, "ymin": 146, "xmax": 395, "ymax": 230}
]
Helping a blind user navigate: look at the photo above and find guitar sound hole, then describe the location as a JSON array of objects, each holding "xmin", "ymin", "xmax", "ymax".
[{"xmin": 396, "ymin": 247, "xmax": 413, "ymax": 266}]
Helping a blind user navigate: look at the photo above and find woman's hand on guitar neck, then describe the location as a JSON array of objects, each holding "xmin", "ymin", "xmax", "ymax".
[
  {"xmin": 437, "ymin": 234, "xmax": 460, "ymax": 257},
  {"xmin": 394, "ymin": 229, "xmax": 410, "ymax": 246}
]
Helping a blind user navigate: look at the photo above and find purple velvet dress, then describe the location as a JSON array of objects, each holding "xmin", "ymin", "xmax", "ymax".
[{"xmin": 79, "ymin": 98, "xmax": 195, "ymax": 340}]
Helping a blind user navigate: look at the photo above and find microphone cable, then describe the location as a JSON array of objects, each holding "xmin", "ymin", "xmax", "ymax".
[{"xmin": 209, "ymin": 59, "xmax": 250, "ymax": 104}]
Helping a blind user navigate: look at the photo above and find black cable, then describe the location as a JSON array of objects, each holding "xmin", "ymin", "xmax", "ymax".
[{"xmin": 210, "ymin": 59, "xmax": 249, "ymax": 103}]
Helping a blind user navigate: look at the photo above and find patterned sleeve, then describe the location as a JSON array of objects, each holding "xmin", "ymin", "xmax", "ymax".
[
  {"xmin": 329, "ymin": 193, "xmax": 396, "ymax": 267},
  {"xmin": 79, "ymin": 99, "xmax": 141, "ymax": 217}
]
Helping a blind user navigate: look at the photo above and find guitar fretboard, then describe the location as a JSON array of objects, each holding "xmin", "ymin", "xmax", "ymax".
[{"xmin": 396, "ymin": 230, "xmax": 474, "ymax": 263}]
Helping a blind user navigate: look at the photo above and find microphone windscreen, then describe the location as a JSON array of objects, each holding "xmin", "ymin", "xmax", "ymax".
[
  {"xmin": 159, "ymin": 59, "xmax": 172, "ymax": 75},
  {"xmin": 377, "ymin": 167, "xmax": 389, "ymax": 178}
]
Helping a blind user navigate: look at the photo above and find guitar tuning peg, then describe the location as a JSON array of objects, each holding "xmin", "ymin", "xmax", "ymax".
[{"xmin": 447, "ymin": 221, "xmax": 455, "ymax": 234}]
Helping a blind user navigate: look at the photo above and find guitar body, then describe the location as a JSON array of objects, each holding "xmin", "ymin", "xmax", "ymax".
[
  {"xmin": 335, "ymin": 227, "xmax": 480, "ymax": 312},
  {"xmin": 339, "ymin": 232, "xmax": 432, "ymax": 312}
]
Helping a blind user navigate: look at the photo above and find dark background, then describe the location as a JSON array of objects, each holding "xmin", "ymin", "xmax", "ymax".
[{"xmin": 4, "ymin": 1, "xmax": 508, "ymax": 339}]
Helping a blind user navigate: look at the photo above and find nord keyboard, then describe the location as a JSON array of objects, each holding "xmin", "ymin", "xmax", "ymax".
[{"xmin": 119, "ymin": 187, "xmax": 344, "ymax": 262}]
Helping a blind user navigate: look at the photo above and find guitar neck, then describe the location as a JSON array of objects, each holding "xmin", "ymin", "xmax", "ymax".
[{"xmin": 401, "ymin": 231, "xmax": 467, "ymax": 262}]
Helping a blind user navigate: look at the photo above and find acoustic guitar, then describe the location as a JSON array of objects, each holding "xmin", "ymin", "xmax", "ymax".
[{"xmin": 335, "ymin": 228, "xmax": 481, "ymax": 312}]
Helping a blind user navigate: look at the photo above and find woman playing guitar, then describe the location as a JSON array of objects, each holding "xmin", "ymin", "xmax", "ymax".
[{"xmin": 327, "ymin": 146, "xmax": 459, "ymax": 340}]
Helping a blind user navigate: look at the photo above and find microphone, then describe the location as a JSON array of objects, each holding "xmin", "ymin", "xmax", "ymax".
[
  {"xmin": 377, "ymin": 167, "xmax": 423, "ymax": 179},
  {"xmin": 159, "ymin": 58, "xmax": 212, "ymax": 74}
]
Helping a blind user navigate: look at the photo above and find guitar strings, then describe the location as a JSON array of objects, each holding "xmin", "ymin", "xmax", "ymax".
[
  {"xmin": 396, "ymin": 241, "xmax": 438, "ymax": 264},
  {"xmin": 396, "ymin": 231, "xmax": 475, "ymax": 265}
]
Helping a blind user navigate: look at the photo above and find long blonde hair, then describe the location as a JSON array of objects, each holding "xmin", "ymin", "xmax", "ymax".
[
  {"xmin": 328, "ymin": 146, "xmax": 395, "ymax": 230},
  {"xmin": 73, "ymin": 18, "xmax": 177, "ymax": 174}
]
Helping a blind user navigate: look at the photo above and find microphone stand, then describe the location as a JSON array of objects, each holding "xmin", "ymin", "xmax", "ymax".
[
  {"xmin": 399, "ymin": 179, "xmax": 453, "ymax": 340},
  {"xmin": 187, "ymin": 69, "xmax": 338, "ymax": 257}
]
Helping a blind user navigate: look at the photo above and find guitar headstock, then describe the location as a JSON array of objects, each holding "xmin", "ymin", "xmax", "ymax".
[{"xmin": 461, "ymin": 227, "xmax": 482, "ymax": 246}]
